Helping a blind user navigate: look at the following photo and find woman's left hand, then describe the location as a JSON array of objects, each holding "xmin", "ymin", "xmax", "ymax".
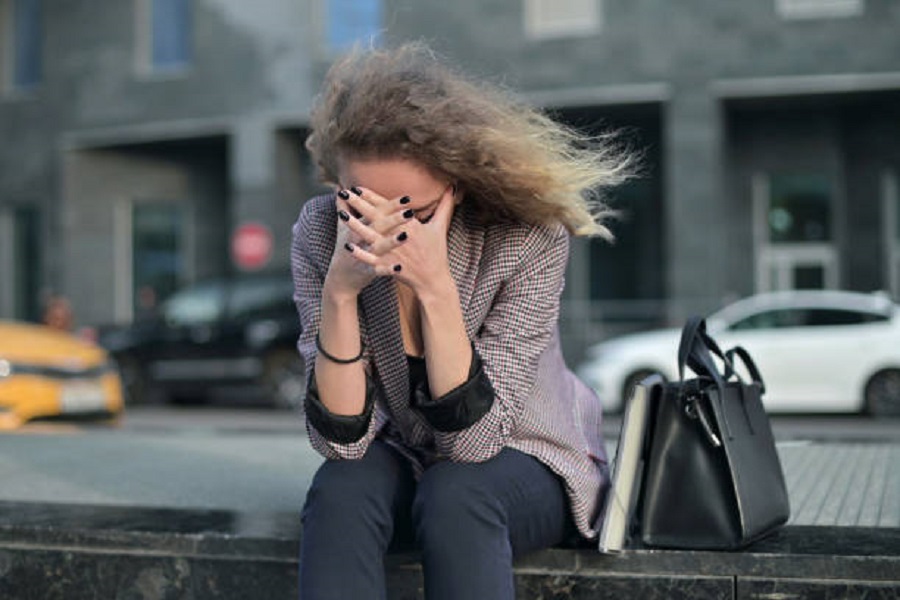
[
  {"xmin": 348, "ymin": 185, "xmax": 457, "ymax": 297},
  {"xmin": 390, "ymin": 186, "xmax": 457, "ymax": 295}
]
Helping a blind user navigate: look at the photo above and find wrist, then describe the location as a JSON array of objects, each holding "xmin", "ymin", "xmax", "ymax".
[
  {"xmin": 416, "ymin": 272, "xmax": 458, "ymax": 308},
  {"xmin": 322, "ymin": 279, "xmax": 359, "ymax": 308}
]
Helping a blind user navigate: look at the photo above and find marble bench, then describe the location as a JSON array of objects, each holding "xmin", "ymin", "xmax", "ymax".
[{"xmin": 0, "ymin": 501, "xmax": 897, "ymax": 599}]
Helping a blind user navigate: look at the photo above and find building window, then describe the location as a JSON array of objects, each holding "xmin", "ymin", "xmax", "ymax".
[
  {"xmin": 524, "ymin": 0, "xmax": 602, "ymax": 40},
  {"xmin": 138, "ymin": 0, "xmax": 192, "ymax": 73},
  {"xmin": 325, "ymin": 0, "xmax": 382, "ymax": 53},
  {"xmin": 1, "ymin": 0, "xmax": 43, "ymax": 92},
  {"xmin": 776, "ymin": 0, "xmax": 864, "ymax": 19}
]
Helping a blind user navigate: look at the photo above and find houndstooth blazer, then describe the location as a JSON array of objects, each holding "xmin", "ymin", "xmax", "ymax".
[{"xmin": 291, "ymin": 194, "xmax": 609, "ymax": 538}]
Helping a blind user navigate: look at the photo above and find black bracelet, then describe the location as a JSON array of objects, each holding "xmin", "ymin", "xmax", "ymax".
[{"xmin": 315, "ymin": 333, "xmax": 364, "ymax": 364}]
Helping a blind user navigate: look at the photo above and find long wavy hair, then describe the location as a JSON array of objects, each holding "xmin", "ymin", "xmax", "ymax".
[{"xmin": 305, "ymin": 42, "xmax": 634, "ymax": 238}]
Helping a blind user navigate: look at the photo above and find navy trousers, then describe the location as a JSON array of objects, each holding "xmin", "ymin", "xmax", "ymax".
[{"xmin": 298, "ymin": 440, "xmax": 576, "ymax": 600}]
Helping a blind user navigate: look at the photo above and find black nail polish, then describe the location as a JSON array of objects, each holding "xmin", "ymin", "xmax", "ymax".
[
  {"xmin": 393, "ymin": 264, "xmax": 402, "ymax": 272},
  {"xmin": 350, "ymin": 186, "xmax": 363, "ymax": 196},
  {"xmin": 338, "ymin": 210, "xmax": 350, "ymax": 222},
  {"xmin": 403, "ymin": 209, "xmax": 414, "ymax": 219},
  {"xmin": 344, "ymin": 242, "xmax": 354, "ymax": 252},
  {"xmin": 397, "ymin": 231, "xmax": 408, "ymax": 242},
  {"xmin": 399, "ymin": 196, "xmax": 411, "ymax": 205},
  {"xmin": 337, "ymin": 189, "xmax": 350, "ymax": 200}
]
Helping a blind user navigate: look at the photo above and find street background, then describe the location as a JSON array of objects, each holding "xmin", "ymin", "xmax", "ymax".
[{"xmin": 1, "ymin": 406, "xmax": 896, "ymax": 527}]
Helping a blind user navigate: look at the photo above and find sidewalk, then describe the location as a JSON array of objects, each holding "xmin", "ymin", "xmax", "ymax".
[
  {"xmin": 0, "ymin": 427, "xmax": 897, "ymax": 598},
  {"xmin": 0, "ymin": 428, "xmax": 896, "ymax": 527},
  {"xmin": 779, "ymin": 441, "xmax": 899, "ymax": 527}
]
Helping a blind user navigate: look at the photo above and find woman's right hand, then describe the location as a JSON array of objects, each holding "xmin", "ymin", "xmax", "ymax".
[{"xmin": 324, "ymin": 187, "xmax": 413, "ymax": 298}]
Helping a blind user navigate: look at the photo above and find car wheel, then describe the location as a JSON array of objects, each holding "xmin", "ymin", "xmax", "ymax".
[
  {"xmin": 263, "ymin": 349, "xmax": 306, "ymax": 412},
  {"xmin": 864, "ymin": 369, "xmax": 900, "ymax": 417},
  {"xmin": 622, "ymin": 369, "xmax": 664, "ymax": 408},
  {"xmin": 116, "ymin": 355, "xmax": 148, "ymax": 405}
]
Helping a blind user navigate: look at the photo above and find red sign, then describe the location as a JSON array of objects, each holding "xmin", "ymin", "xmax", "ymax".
[{"xmin": 232, "ymin": 222, "xmax": 273, "ymax": 270}]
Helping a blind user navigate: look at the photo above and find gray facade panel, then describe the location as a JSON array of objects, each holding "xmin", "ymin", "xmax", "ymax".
[
  {"xmin": 1, "ymin": 0, "xmax": 899, "ymax": 341},
  {"xmin": 664, "ymin": 87, "xmax": 727, "ymax": 319}
]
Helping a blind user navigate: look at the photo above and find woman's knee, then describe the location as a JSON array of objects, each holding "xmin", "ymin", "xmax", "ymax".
[
  {"xmin": 304, "ymin": 460, "xmax": 368, "ymax": 514},
  {"xmin": 412, "ymin": 461, "xmax": 506, "ymax": 540},
  {"xmin": 303, "ymin": 442, "xmax": 410, "ymax": 528}
]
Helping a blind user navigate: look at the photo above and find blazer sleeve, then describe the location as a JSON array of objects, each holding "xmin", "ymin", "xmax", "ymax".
[
  {"xmin": 433, "ymin": 223, "xmax": 569, "ymax": 462},
  {"xmin": 291, "ymin": 197, "xmax": 382, "ymax": 460}
]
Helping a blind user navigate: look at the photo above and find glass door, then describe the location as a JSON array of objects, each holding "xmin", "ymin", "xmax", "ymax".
[
  {"xmin": 0, "ymin": 206, "xmax": 41, "ymax": 321},
  {"xmin": 115, "ymin": 200, "xmax": 190, "ymax": 322},
  {"xmin": 753, "ymin": 172, "xmax": 838, "ymax": 292},
  {"xmin": 132, "ymin": 202, "xmax": 186, "ymax": 317},
  {"xmin": 884, "ymin": 169, "xmax": 900, "ymax": 300}
]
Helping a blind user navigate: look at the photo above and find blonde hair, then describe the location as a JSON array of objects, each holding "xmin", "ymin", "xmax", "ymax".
[{"xmin": 306, "ymin": 42, "xmax": 634, "ymax": 238}]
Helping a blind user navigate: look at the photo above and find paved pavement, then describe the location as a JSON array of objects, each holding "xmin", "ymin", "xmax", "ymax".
[
  {"xmin": 779, "ymin": 441, "xmax": 899, "ymax": 527},
  {"xmin": 0, "ymin": 424, "xmax": 896, "ymax": 528}
]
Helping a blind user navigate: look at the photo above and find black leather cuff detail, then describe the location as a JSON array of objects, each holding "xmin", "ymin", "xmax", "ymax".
[
  {"xmin": 413, "ymin": 349, "xmax": 495, "ymax": 432},
  {"xmin": 305, "ymin": 368, "xmax": 376, "ymax": 444}
]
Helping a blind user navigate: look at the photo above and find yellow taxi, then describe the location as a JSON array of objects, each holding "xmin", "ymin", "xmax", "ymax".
[{"xmin": 0, "ymin": 320, "xmax": 124, "ymax": 429}]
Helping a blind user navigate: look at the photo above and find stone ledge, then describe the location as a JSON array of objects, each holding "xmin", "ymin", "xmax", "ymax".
[{"xmin": 0, "ymin": 501, "xmax": 897, "ymax": 599}]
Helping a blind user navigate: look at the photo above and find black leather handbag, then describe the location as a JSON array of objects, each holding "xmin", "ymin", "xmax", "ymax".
[{"xmin": 637, "ymin": 316, "xmax": 790, "ymax": 550}]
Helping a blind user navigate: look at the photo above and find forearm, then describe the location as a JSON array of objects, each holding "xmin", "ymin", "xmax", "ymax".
[
  {"xmin": 418, "ymin": 274, "xmax": 472, "ymax": 397},
  {"xmin": 314, "ymin": 282, "xmax": 368, "ymax": 416}
]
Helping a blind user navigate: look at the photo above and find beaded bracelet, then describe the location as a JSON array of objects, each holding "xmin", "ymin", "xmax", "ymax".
[{"xmin": 315, "ymin": 333, "xmax": 364, "ymax": 364}]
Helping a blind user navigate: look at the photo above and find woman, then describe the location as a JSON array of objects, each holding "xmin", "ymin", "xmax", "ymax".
[{"xmin": 291, "ymin": 42, "xmax": 631, "ymax": 600}]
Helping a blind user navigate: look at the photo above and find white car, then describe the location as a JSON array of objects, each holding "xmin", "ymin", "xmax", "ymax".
[{"xmin": 576, "ymin": 290, "xmax": 900, "ymax": 417}]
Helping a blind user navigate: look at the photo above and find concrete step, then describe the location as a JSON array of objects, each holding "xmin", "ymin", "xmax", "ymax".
[{"xmin": 0, "ymin": 501, "xmax": 897, "ymax": 599}]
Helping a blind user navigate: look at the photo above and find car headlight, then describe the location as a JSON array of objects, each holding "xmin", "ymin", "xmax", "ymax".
[{"xmin": 0, "ymin": 359, "xmax": 11, "ymax": 378}]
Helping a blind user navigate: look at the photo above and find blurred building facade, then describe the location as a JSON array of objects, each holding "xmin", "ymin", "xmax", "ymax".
[{"xmin": 1, "ymin": 0, "xmax": 899, "ymax": 359}]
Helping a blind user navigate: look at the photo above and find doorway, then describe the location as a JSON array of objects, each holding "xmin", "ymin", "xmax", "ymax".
[
  {"xmin": 0, "ymin": 205, "xmax": 41, "ymax": 321},
  {"xmin": 115, "ymin": 200, "xmax": 193, "ymax": 322},
  {"xmin": 884, "ymin": 169, "xmax": 900, "ymax": 299},
  {"xmin": 753, "ymin": 172, "xmax": 839, "ymax": 292}
]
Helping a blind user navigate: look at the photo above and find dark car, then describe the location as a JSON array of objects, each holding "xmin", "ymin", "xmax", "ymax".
[{"xmin": 97, "ymin": 271, "xmax": 305, "ymax": 409}]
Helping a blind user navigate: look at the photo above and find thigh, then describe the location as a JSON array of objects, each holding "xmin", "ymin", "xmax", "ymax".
[
  {"xmin": 299, "ymin": 440, "xmax": 417, "ymax": 600},
  {"xmin": 301, "ymin": 439, "xmax": 415, "ymax": 540},
  {"xmin": 417, "ymin": 448, "xmax": 574, "ymax": 556}
]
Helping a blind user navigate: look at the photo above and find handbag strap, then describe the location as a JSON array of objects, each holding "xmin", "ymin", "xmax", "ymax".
[
  {"xmin": 677, "ymin": 316, "xmax": 733, "ymax": 440},
  {"xmin": 677, "ymin": 317, "xmax": 729, "ymax": 385},
  {"xmin": 724, "ymin": 346, "xmax": 766, "ymax": 394}
]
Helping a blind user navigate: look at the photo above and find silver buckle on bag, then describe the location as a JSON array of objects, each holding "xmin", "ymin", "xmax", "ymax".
[{"xmin": 685, "ymin": 395, "xmax": 722, "ymax": 448}]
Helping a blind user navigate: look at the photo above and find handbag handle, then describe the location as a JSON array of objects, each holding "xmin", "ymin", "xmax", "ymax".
[
  {"xmin": 677, "ymin": 316, "xmax": 733, "ymax": 440},
  {"xmin": 724, "ymin": 346, "xmax": 766, "ymax": 395},
  {"xmin": 677, "ymin": 316, "xmax": 729, "ymax": 386}
]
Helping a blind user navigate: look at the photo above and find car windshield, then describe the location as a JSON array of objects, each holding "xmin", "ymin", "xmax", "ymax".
[
  {"xmin": 728, "ymin": 307, "xmax": 888, "ymax": 331},
  {"xmin": 227, "ymin": 276, "xmax": 294, "ymax": 320},
  {"xmin": 162, "ymin": 282, "xmax": 226, "ymax": 326}
]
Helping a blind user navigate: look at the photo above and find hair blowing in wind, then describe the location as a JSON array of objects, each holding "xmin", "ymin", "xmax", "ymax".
[{"xmin": 306, "ymin": 42, "xmax": 635, "ymax": 239}]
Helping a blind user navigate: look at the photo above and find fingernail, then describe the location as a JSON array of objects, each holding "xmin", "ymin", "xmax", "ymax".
[
  {"xmin": 396, "ymin": 231, "xmax": 408, "ymax": 242},
  {"xmin": 399, "ymin": 196, "xmax": 411, "ymax": 205},
  {"xmin": 338, "ymin": 210, "xmax": 350, "ymax": 222},
  {"xmin": 403, "ymin": 209, "xmax": 414, "ymax": 219},
  {"xmin": 344, "ymin": 242, "xmax": 354, "ymax": 252},
  {"xmin": 393, "ymin": 264, "xmax": 402, "ymax": 272},
  {"xmin": 350, "ymin": 186, "xmax": 363, "ymax": 196},
  {"xmin": 337, "ymin": 190, "xmax": 350, "ymax": 200}
]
